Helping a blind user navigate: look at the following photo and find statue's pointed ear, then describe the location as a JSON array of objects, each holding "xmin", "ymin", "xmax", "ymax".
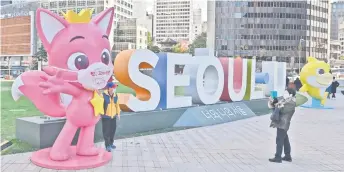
[
  {"xmin": 36, "ymin": 8, "xmax": 69, "ymax": 51},
  {"xmin": 91, "ymin": 7, "xmax": 114, "ymax": 36}
]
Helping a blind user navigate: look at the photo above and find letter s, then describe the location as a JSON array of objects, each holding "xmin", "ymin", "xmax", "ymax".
[{"xmin": 114, "ymin": 49, "xmax": 160, "ymax": 112}]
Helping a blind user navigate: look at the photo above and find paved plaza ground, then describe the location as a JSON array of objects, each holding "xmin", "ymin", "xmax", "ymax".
[{"xmin": 1, "ymin": 92, "xmax": 344, "ymax": 172}]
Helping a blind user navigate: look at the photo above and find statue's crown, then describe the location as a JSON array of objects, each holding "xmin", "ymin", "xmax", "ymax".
[{"xmin": 61, "ymin": 9, "xmax": 93, "ymax": 23}]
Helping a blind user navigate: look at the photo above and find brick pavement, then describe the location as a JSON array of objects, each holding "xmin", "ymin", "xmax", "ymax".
[{"xmin": 1, "ymin": 93, "xmax": 344, "ymax": 172}]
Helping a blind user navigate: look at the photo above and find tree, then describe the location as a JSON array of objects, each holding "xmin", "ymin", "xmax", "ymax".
[
  {"xmin": 147, "ymin": 32, "xmax": 153, "ymax": 47},
  {"xmin": 188, "ymin": 32, "xmax": 207, "ymax": 55},
  {"xmin": 172, "ymin": 44, "xmax": 181, "ymax": 53},
  {"xmin": 149, "ymin": 46, "xmax": 161, "ymax": 53},
  {"xmin": 31, "ymin": 46, "xmax": 48, "ymax": 70},
  {"xmin": 340, "ymin": 56, "xmax": 344, "ymax": 60},
  {"xmin": 172, "ymin": 43, "xmax": 188, "ymax": 53},
  {"xmin": 146, "ymin": 32, "xmax": 161, "ymax": 53}
]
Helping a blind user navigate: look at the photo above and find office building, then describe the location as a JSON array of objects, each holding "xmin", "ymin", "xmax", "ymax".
[
  {"xmin": 113, "ymin": 18, "xmax": 148, "ymax": 53},
  {"xmin": 208, "ymin": 1, "xmax": 330, "ymax": 71},
  {"xmin": 144, "ymin": 13, "xmax": 154, "ymax": 41},
  {"xmin": 0, "ymin": 0, "xmax": 105, "ymax": 75},
  {"xmin": 331, "ymin": 0, "xmax": 344, "ymax": 40},
  {"xmin": 154, "ymin": 0, "xmax": 193, "ymax": 48},
  {"xmin": 132, "ymin": 0, "xmax": 153, "ymax": 35},
  {"xmin": 104, "ymin": 0, "xmax": 133, "ymax": 48},
  {"xmin": 202, "ymin": 21, "xmax": 207, "ymax": 33},
  {"xmin": 1, "ymin": 0, "xmax": 12, "ymax": 6},
  {"xmin": 193, "ymin": 8, "xmax": 202, "ymax": 40},
  {"xmin": 330, "ymin": 39, "xmax": 341, "ymax": 60},
  {"xmin": 136, "ymin": 13, "xmax": 154, "ymax": 44},
  {"xmin": 338, "ymin": 22, "xmax": 344, "ymax": 55},
  {"xmin": 132, "ymin": 0, "xmax": 154, "ymax": 41},
  {"xmin": 1, "ymin": 0, "xmax": 105, "ymax": 18}
]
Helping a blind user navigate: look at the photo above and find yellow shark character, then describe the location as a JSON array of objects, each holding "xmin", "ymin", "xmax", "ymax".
[{"xmin": 299, "ymin": 57, "xmax": 332, "ymax": 105}]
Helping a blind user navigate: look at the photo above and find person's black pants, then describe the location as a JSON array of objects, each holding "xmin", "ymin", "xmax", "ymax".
[
  {"xmin": 102, "ymin": 117, "xmax": 117, "ymax": 147},
  {"xmin": 275, "ymin": 128, "xmax": 291, "ymax": 159},
  {"xmin": 332, "ymin": 93, "xmax": 336, "ymax": 98}
]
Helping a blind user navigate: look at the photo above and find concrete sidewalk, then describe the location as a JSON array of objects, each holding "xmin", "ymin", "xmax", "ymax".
[{"xmin": 1, "ymin": 94, "xmax": 344, "ymax": 172}]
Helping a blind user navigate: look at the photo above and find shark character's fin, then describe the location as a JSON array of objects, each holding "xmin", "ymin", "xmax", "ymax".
[{"xmin": 299, "ymin": 85, "xmax": 308, "ymax": 93}]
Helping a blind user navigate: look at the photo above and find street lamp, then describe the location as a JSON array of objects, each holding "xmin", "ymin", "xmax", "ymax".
[{"xmin": 298, "ymin": 39, "xmax": 305, "ymax": 74}]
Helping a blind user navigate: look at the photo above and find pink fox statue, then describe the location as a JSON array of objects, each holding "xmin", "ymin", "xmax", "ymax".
[{"xmin": 11, "ymin": 7, "xmax": 114, "ymax": 161}]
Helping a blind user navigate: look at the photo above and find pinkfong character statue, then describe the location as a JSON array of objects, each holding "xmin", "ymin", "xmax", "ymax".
[{"xmin": 11, "ymin": 8, "xmax": 114, "ymax": 170}]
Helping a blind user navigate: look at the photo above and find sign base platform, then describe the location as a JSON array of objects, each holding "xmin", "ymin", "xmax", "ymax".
[
  {"xmin": 16, "ymin": 99, "xmax": 270, "ymax": 149},
  {"xmin": 30, "ymin": 146, "xmax": 112, "ymax": 170},
  {"xmin": 173, "ymin": 102, "xmax": 256, "ymax": 127},
  {"xmin": 300, "ymin": 98, "xmax": 333, "ymax": 109}
]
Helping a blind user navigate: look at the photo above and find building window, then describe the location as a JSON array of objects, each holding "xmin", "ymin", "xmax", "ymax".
[
  {"xmin": 41, "ymin": 2, "xmax": 49, "ymax": 8},
  {"xmin": 50, "ymin": 1, "xmax": 57, "ymax": 8},
  {"xmin": 77, "ymin": 0, "xmax": 85, "ymax": 6},
  {"xmin": 88, "ymin": 0, "xmax": 96, "ymax": 5},
  {"xmin": 68, "ymin": 0, "xmax": 76, "ymax": 6},
  {"xmin": 59, "ymin": 1, "xmax": 67, "ymax": 8},
  {"xmin": 234, "ymin": 13, "xmax": 242, "ymax": 18}
]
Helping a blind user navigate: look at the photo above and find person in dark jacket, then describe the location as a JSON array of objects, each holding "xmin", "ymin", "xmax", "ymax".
[
  {"xmin": 268, "ymin": 88, "xmax": 297, "ymax": 163},
  {"xmin": 102, "ymin": 82, "xmax": 121, "ymax": 152},
  {"xmin": 293, "ymin": 77, "xmax": 302, "ymax": 91},
  {"xmin": 331, "ymin": 77, "xmax": 340, "ymax": 99},
  {"xmin": 326, "ymin": 84, "xmax": 332, "ymax": 99},
  {"xmin": 286, "ymin": 77, "xmax": 290, "ymax": 89}
]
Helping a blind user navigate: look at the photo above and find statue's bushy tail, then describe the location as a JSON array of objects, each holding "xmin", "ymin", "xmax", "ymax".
[{"xmin": 11, "ymin": 71, "xmax": 66, "ymax": 117}]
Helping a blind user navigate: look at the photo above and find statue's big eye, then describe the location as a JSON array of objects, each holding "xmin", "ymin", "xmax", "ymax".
[
  {"xmin": 101, "ymin": 49, "xmax": 110, "ymax": 65},
  {"xmin": 317, "ymin": 69, "xmax": 325, "ymax": 75},
  {"xmin": 67, "ymin": 52, "xmax": 89, "ymax": 71}
]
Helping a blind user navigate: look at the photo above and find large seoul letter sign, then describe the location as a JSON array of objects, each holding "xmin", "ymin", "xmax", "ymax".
[{"xmin": 114, "ymin": 49, "xmax": 286, "ymax": 112}]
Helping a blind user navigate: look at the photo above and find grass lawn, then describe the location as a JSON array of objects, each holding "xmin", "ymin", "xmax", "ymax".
[
  {"xmin": 1, "ymin": 81, "xmax": 43, "ymax": 155},
  {"xmin": 0, "ymin": 81, "xmax": 13, "ymax": 88},
  {"xmin": 1, "ymin": 86, "xmax": 41, "ymax": 142},
  {"xmin": 1, "ymin": 139, "xmax": 38, "ymax": 155}
]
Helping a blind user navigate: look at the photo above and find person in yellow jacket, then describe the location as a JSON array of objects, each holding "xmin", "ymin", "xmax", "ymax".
[{"xmin": 101, "ymin": 82, "xmax": 121, "ymax": 152}]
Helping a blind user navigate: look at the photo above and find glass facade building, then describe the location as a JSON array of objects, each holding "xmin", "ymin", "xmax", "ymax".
[
  {"xmin": 208, "ymin": 1, "xmax": 329, "ymax": 70},
  {"xmin": 1, "ymin": 0, "xmax": 12, "ymax": 6},
  {"xmin": 331, "ymin": 1, "xmax": 344, "ymax": 40},
  {"xmin": 113, "ymin": 18, "xmax": 148, "ymax": 53}
]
